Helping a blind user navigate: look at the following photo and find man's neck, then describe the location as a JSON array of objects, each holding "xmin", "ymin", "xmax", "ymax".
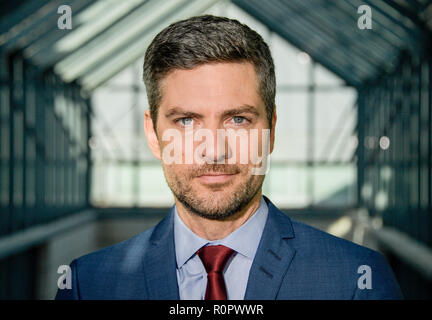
[{"xmin": 175, "ymin": 191, "xmax": 263, "ymax": 241}]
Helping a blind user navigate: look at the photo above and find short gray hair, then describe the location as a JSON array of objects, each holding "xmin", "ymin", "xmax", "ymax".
[{"xmin": 143, "ymin": 15, "xmax": 275, "ymax": 130}]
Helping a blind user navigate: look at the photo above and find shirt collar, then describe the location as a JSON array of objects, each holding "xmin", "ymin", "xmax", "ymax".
[{"xmin": 174, "ymin": 196, "xmax": 269, "ymax": 269}]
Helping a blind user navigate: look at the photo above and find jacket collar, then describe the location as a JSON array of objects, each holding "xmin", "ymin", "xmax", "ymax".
[
  {"xmin": 143, "ymin": 196, "xmax": 296, "ymax": 300},
  {"xmin": 143, "ymin": 207, "xmax": 180, "ymax": 299},
  {"xmin": 244, "ymin": 196, "xmax": 296, "ymax": 299}
]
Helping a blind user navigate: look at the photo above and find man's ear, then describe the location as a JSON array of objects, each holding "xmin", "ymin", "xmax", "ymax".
[
  {"xmin": 270, "ymin": 108, "xmax": 277, "ymax": 154},
  {"xmin": 144, "ymin": 109, "xmax": 161, "ymax": 160}
]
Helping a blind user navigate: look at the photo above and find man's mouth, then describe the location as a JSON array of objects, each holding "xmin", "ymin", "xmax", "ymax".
[{"xmin": 196, "ymin": 172, "xmax": 237, "ymax": 184}]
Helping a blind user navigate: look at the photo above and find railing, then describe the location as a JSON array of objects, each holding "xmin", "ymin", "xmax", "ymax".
[
  {"xmin": 0, "ymin": 209, "xmax": 97, "ymax": 260},
  {"xmin": 351, "ymin": 208, "xmax": 432, "ymax": 282}
]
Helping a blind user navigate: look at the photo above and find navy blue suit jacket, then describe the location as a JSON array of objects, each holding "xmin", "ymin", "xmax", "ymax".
[{"xmin": 56, "ymin": 197, "xmax": 403, "ymax": 299}]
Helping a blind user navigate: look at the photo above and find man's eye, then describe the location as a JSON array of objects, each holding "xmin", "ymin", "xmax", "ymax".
[
  {"xmin": 232, "ymin": 116, "xmax": 247, "ymax": 124},
  {"xmin": 177, "ymin": 117, "xmax": 194, "ymax": 126}
]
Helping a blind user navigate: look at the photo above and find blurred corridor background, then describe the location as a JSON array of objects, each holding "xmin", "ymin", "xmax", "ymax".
[{"xmin": 0, "ymin": 0, "xmax": 431, "ymax": 299}]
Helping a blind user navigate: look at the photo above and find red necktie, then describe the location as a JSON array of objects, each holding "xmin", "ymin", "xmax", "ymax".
[{"xmin": 197, "ymin": 245, "xmax": 235, "ymax": 300}]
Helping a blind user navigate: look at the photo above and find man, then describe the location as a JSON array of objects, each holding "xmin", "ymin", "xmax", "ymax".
[{"xmin": 56, "ymin": 15, "xmax": 402, "ymax": 300}]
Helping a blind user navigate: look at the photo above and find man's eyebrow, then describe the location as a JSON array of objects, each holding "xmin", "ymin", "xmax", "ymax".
[
  {"xmin": 165, "ymin": 105, "xmax": 260, "ymax": 119},
  {"xmin": 164, "ymin": 107, "xmax": 203, "ymax": 119},
  {"xmin": 221, "ymin": 105, "xmax": 260, "ymax": 118}
]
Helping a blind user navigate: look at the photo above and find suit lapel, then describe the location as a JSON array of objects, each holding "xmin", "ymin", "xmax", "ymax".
[
  {"xmin": 244, "ymin": 197, "xmax": 296, "ymax": 299},
  {"xmin": 142, "ymin": 197, "xmax": 296, "ymax": 300},
  {"xmin": 142, "ymin": 208, "xmax": 180, "ymax": 299}
]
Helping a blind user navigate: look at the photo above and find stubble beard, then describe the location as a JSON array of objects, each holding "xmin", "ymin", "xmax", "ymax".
[{"xmin": 164, "ymin": 165, "xmax": 264, "ymax": 221}]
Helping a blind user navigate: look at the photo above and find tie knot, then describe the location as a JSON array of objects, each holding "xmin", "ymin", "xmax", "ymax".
[{"xmin": 197, "ymin": 245, "xmax": 235, "ymax": 274}]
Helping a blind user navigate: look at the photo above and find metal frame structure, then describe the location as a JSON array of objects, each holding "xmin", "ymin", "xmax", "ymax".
[
  {"xmin": 0, "ymin": 52, "xmax": 91, "ymax": 299},
  {"xmin": 357, "ymin": 49, "xmax": 432, "ymax": 246},
  {"xmin": 0, "ymin": 50, "xmax": 91, "ymax": 236},
  {"xmin": 0, "ymin": 0, "xmax": 431, "ymax": 299}
]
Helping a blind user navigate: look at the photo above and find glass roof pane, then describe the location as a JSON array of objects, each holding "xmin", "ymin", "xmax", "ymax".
[
  {"xmin": 273, "ymin": 92, "xmax": 308, "ymax": 161},
  {"xmin": 22, "ymin": 0, "xmax": 96, "ymax": 65},
  {"xmin": 55, "ymin": 0, "xmax": 176, "ymax": 81},
  {"xmin": 223, "ymin": 2, "xmax": 270, "ymax": 41},
  {"xmin": 56, "ymin": 0, "xmax": 204, "ymax": 82},
  {"xmin": 313, "ymin": 165, "xmax": 356, "ymax": 205},
  {"xmin": 80, "ymin": 0, "xmax": 221, "ymax": 90},
  {"xmin": 54, "ymin": 0, "xmax": 146, "ymax": 54},
  {"xmin": 348, "ymin": 0, "xmax": 418, "ymax": 42},
  {"xmin": 314, "ymin": 89, "xmax": 357, "ymax": 162},
  {"xmin": 315, "ymin": 64, "xmax": 344, "ymax": 86},
  {"xmin": 102, "ymin": 61, "xmax": 139, "ymax": 88},
  {"xmin": 0, "ymin": 0, "xmax": 61, "ymax": 49},
  {"xmin": 271, "ymin": 33, "xmax": 310, "ymax": 86}
]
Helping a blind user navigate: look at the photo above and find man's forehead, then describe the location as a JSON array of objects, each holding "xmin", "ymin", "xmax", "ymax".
[
  {"xmin": 163, "ymin": 61, "xmax": 257, "ymax": 77},
  {"xmin": 158, "ymin": 62, "xmax": 263, "ymax": 112},
  {"xmin": 161, "ymin": 62, "xmax": 258, "ymax": 90}
]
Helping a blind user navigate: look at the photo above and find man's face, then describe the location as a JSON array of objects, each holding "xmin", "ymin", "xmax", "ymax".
[{"xmin": 144, "ymin": 62, "xmax": 276, "ymax": 220}]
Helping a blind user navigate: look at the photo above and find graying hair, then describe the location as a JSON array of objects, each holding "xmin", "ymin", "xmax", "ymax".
[{"xmin": 143, "ymin": 15, "xmax": 275, "ymax": 130}]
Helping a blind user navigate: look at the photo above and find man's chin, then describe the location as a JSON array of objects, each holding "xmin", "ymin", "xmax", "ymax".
[
  {"xmin": 177, "ymin": 193, "xmax": 253, "ymax": 221},
  {"xmin": 187, "ymin": 207, "xmax": 240, "ymax": 221}
]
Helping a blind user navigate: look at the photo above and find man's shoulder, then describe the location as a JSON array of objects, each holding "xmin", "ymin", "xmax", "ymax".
[
  {"xmin": 56, "ymin": 225, "xmax": 159, "ymax": 300},
  {"xmin": 267, "ymin": 203, "xmax": 377, "ymax": 260},
  {"xmin": 72, "ymin": 225, "xmax": 156, "ymax": 272},
  {"xmin": 270, "ymin": 208, "xmax": 391, "ymax": 271},
  {"xmin": 273, "ymin": 213, "xmax": 403, "ymax": 299},
  {"xmin": 289, "ymin": 217, "xmax": 376, "ymax": 259}
]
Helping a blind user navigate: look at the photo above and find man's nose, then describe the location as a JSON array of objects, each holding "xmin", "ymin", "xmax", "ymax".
[{"xmin": 198, "ymin": 127, "xmax": 229, "ymax": 164}]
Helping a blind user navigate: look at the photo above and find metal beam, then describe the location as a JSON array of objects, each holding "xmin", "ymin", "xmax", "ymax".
[
  {"xmin": 381, "ymin": 0, "xmax": 432, "ymax": 35},
  {"xmin": 29, "ymin": 0, "xmax": 147, "ymax": 68},
  {"xmin": 81, "ymin": 0, "xmax": 221, "ymax": 90},
  {"xmin": 0, "ymin": 0, "xmax": 65, "ymax": 49},
  {"xmin": 56, "ymin": 0, "xmax": 191, "ymax": 82},
  {"xmin": 233, "ymin": 0, "xmax": 361, "ymax": 87},
  {"xmin": 0, "ymin": 0, "xmax": 50, "ymax": 36},
  {"xmin": 0, "ymin": 209, "xmax": 97, "ymax": 260},
  {"xmin": 284, "ymin": 0, "xmax": 385, "ymax": 73},
  {"xmin": 22, "ymin": 0, "xmax": 95, "ymax": 64}
]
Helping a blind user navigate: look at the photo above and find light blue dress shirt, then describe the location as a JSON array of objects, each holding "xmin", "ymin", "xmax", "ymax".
[{"xmin": 174, "ymin": 196, "xmax": 269, "ymax": 300}]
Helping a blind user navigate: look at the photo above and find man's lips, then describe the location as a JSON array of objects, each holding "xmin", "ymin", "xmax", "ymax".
[{"xmin": 196, "ymin": 172, "xmax": 237, "ymax": 184}]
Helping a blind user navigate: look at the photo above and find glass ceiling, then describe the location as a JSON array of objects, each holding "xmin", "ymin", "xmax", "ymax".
[
  {"xmin": 233, "ymin": 0, "xmax": 432, "ymax": 86},
  {"xmin": 1, "ymin": 0, "xmax": 431, "ymax": 91}
]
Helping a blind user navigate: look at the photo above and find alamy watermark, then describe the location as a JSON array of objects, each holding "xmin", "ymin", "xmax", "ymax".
[
  {"xmin": 57, "ymin": 264, "xmax": 72, "ymax": 289},
  {"xmin": 357, "ymin": 5, "xmax": 372, "ymax": 30},
  {"xmin": 58, "ymin": 5, "xmax": 72, "ymax": 30},
  {"xmin": 357, "ymin": 264, "xmax": 372, "ymax": 290},
  {"xmin": 160, "ymin": 127, "xmax": 271, "ymax": 175}
]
